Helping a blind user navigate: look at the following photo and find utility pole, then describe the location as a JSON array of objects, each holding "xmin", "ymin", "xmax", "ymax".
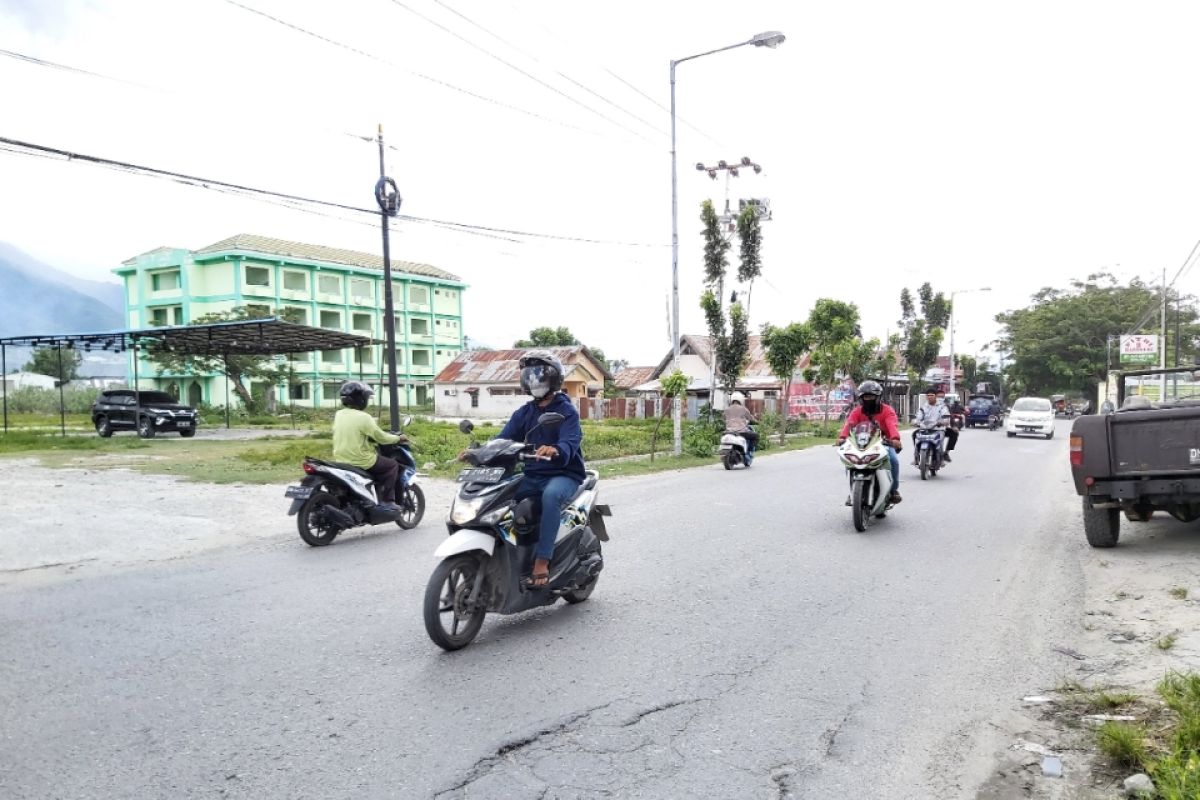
[
  {"xmin": 375, "ymin": 124, "xmax": 402, "ymax": 431},
  {"xmin": 696, "ymin": 157, "xmax": 763, "ymax": 408},
  {"xmin": 1161, "ymin": 267, "xmax": 1168, "ymax": 399}
]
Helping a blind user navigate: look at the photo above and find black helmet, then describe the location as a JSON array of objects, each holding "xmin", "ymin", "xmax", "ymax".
[
  {"xmin": 339, "ymin": 380, "xmax": 374, "ymax": 410},
  {"xmin": 518, "ymin": 349, "xmax": 564, "ymax": 399},
  {"xmin": 856, "ymin": 380, "xmax": 883, "ymax": 398}
]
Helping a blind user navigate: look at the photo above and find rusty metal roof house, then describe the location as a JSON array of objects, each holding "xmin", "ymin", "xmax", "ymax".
[
  {"xmin": 634, "ymin": 335, "xmax": 810, "ymax": 397},
  {"xmin": 433, "ymin": 346, "xmax": 613, "ymax": 417}
]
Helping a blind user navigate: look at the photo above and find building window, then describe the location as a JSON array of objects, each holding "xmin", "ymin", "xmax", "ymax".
[
  {"xmin": 150, "ymin": 270, "xmax": 181, "ymax": 291},
  {"xmin": 352, "ymin": 313, "xmax": 373, "ymax": 333},
  {"xmin": 150, "ymin": 306, "xmax": 183, "ymax": 327},
  {"xmin": 283, "ymin": 271, "xmax": 307, "ymax": 291},
  {"xmin": 392, "ymin": 349, "xmax": 405, "ymax": 366},
  {"xmin": 322, "ymin": 349, "xmax": 344, "ymax": 364},
  {"xmin": 319, "ymin": 310, "xmax": 342, "ymax": 330},
  {"xmin": 317, "ymin": 274, "xmax": 341, "ymax": 296},
  {"xmin": 356, "ymin": 347, "xmax": 374, "ymax": 365},
  {"xmin": 290, "ymin": 352, "xmax": 311, "ymax": 364},
  {"xmin": 411, "ymin": 349, "xmax": 430, "ymax": 366},
  {"xmin": 323, "ymin": 381, "xmax": 344, "ymax": 400},
  {"xmin": 411, "ymin": 318, "xmax": 429, "ymax": 335},
  {"xmin": 282, "ymin": 306, "xmax": 308, "ymax": 325},
  {"xmin": 349, "ymin": 278, "xmax": 372, "ymax": 304},
  {"xmin": 471, "ymin": 391, "xmax": 479, "ymax": 408},
  {"xmin": 409, "ymin": 285, "xmax": 429, "ymax": 305},
  {"xmin": 245, "ymin": 266, "xmax": 271, "ymax": 287},
  {"xmin": 289, "ymin": 383, "xmax": 310, "ymax": 400}
]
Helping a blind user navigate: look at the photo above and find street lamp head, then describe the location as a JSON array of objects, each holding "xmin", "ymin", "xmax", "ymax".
[
  {"xmin": 695, "ymin": 162, "xmax": 705, "ymax": 171},
  {"xmin": 751, "ymin": 31, "xmax": 786, "ymax": 48}
]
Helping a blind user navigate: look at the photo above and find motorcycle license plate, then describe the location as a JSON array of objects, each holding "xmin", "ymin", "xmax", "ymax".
[
  {"xmin": 458, "ymin": 467, "xmax": 505, "ymax": 484},
  {"xmin": 284, "ymin": 485, "xmax": 312, "ymax": 499}
]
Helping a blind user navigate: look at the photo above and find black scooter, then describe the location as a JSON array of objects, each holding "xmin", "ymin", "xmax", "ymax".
[{"xmin": 285, "ymin": 416, "xmax": 426, "ymax": 546}]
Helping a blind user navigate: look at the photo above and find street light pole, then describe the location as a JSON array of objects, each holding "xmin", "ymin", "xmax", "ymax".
[
  {"xmin": 948, "ymin": 286, "xmax": 990, "ymax": 401},
  {"xmin": 669, "ymin": 31, "xmax": 784, "ymax": 455}
]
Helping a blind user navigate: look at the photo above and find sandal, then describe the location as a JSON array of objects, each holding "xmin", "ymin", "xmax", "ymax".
[{"xmin": 521, "ymin": 558, "xmax": 550, "ymax": 588}]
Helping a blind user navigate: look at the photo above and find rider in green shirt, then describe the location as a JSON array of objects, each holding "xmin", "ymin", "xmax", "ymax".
[{"xmin": 332, "ymin": 381, "xmax": 405, "ymax": 513}]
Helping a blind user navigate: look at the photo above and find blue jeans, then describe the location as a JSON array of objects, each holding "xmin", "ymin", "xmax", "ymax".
[
  {"xmin": 886, "ymin": 446, "xmax": 900, "ymax": 492},
  {"xmin": 518, "ymin": 475, "xmax": 581, "ymax": 561}
]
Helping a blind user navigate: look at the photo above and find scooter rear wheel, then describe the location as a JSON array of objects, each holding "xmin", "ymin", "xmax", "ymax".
[
  {"xmin": 424, "ymin": 554, "xmax": 487, "ymax": 651},
  {"xmin": 563, "ymin": 575, "xmax": 599, "ymax": 604},
  {"xmin": 297, "ymin": 493, "xmax": 341, "ymax": 547}
]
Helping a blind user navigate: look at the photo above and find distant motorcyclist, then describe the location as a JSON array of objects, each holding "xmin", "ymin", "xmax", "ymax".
[
  {"xmin": 913, "ymin": 388, "xmax": 950, "ymax": 463},
  {"xmin": 332, "ymin": 381, "xmax": 406, "ymax": 514},
  {"xmin": 937, "ymin": 390, "xmax": 960, "ymax": 459},
  {"xmin": 838, "ymin": 380, "xmax": 902, "ymax": 503},
  {"xmin": 723, "ymin": 391, "xmax": 759, "ymax": 460}
]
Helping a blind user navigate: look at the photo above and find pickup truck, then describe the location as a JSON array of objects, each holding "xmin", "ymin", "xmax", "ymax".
[
  {"xmin": 92, "ymin": 389, "xmax": 200, "ymax": 438},
  {"xmin": 1069, "ymin": 366, "xmax": 1200, "ymax": 547}
]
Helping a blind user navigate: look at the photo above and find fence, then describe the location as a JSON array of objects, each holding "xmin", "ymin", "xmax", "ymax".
[{"xmin": 575, "ymin": 393, "xmax": 916, "ymax": 423}]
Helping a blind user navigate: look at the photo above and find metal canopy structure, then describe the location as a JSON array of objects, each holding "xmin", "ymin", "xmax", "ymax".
[{"xmin": 0, "ymin": 318, "xmax": 378, "ymax": 434}]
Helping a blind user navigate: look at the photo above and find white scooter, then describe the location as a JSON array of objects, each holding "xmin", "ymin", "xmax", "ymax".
[
  {"xmin": 718, "ymin": 424, "xmax": 757, "ymax": 470},
  {"xmin": 837, "ymin": 421, "xmax": 896, "ymax": 532},
  {"xmin": 423, "ymin": 414, "xmax": 611, "ymax": 651}
]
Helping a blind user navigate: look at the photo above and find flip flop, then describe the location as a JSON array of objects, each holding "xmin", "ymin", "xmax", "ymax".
[{"xmin": 521, "ymin": 565, "xmax": 550, "ymax": 588}]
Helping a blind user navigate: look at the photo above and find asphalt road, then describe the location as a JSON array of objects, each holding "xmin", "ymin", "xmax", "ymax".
[{"xmin": 1, "ymin": 421, "xmax": 1087, "ymax": 799}]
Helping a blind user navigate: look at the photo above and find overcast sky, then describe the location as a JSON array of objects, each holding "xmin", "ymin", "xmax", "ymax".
[{"xmin": 3, "ymin": 0, "xmax": 1200, "ymax": 367}]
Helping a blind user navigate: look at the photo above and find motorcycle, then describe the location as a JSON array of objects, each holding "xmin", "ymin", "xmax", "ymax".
[
  {"xmin": 718, "ymin": 424, "xmax": 756, "ymax": 469},
  {"xmin": 285, "ymin": 415, "xmax": 426, "ymax": 546},
  {"xmin": 987, "ymin": 412, "xmax": 1001, "ymax": 431},
  {"xmin": 423, "ymin": 414, "xmax": 611, "ymax": 651},
  {"xmin": 950, "ymin": 410, "xmax": 966, "ymax": 431},
  {"xmin": 913, "ymin": 421, "xmax": 946, "ymax": 480},
  {"xmin": 837, "ymin": 421, "xmax": 896, "ymax": 532}
]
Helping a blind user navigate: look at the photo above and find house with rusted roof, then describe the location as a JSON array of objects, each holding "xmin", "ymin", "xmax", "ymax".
[
  {"xmin": 433, "ymin": 346, "xmax": 612, "ymax": 417},
  {"xmin": 611, "ymin": 366, "xmax": 657, "ymax": 395}
]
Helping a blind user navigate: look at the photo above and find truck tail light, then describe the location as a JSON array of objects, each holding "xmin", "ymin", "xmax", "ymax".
[{"xmin": 1070, "ymin": 435, "xmax": 1083, "ymax": 466}]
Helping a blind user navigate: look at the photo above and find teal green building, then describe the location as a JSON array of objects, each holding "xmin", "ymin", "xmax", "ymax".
[{"xmin": 114, "ymin": 234, "xmax": 466, "ymax": 407}]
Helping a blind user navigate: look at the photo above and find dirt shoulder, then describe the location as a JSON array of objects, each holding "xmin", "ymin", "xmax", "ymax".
[{"xmin": 979, "ymin": 511, "xmax": 1200, "ymax": 798}]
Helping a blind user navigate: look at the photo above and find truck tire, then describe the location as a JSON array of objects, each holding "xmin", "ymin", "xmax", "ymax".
[{"xmin": 1083, "ymin": 498, "xmax": 1120, "ymax": 548}]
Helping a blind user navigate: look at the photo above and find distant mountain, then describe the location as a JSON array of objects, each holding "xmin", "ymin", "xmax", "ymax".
[
  {"xmin": 0, "ymin": 242, "xmax": 124, "ymax": 318},
  {"xmin": 0, "ymin": 245, "xmax": 124, "ymax": 340}
]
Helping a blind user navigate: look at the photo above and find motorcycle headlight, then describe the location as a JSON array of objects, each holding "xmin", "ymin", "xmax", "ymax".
[{"xmin": 449, "ymin": 495, "xmax": 488, "ymax": 525}]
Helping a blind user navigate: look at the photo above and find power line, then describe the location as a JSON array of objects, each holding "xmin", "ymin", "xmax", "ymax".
[
  {"xmin": 223, "ymin": 0, "xmax": 617, "ymax": 141},
  {"xmin": 0, "ymin": 136, "xmax": 666, "ymax": 247},
  {"xmin": 384, "ymin": 0, "xmax": 656, "ymax": 145},
  {"xmin": 427, "ymin": 0, "xmax": 667, "ymax": 138}
]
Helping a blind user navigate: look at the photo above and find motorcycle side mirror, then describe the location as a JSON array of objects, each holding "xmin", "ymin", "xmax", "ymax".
[
  {"xmin": 536, "ymin": 412, "xmax": 565, "ymax": 427},
  {"xmin": 458, "ymin": 419, "xmax": 475, "ymax": 434}
]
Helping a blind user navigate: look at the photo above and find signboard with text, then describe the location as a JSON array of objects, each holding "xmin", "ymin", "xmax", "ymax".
[{"xmin": 1120, "ymin": 335, "xmax": 1159, "ymax": 365}]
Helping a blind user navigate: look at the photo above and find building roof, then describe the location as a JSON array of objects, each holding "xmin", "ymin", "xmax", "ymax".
[
  {"xmin": 652, "ymin": 334, "xmax": 807, "ymax": 379},
  {"xmin": 434, "ymin": 346, "xmax": 614, "ymax": 384},
  {"xmin": 613, "ymin": 366, "xmax": 657, "ymax": 389},
  {"xmin": 192, "ymin": 234, "xmax": 461, "ymax": 282},
  {"xmin": 122, "ymin": 234, "xmax": 460, "ymax": 282}
]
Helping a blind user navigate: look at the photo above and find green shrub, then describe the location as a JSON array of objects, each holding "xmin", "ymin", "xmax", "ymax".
[
  {"xmin": 1097, "ymin": 721, "xmax": 1149, "ymax": 768},
  {"xmin": 4, "ymin": 386, "xmax": 102, "ymax": 414},
  {"xmin": 683, "ymin": 420, "xmax": 719, "ymax": 458}
]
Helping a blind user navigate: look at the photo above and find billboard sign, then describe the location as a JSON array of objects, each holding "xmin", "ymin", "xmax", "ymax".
[{"xmin": 1120, "ymin": 335, "xmax": 1158, "ymax": 365}]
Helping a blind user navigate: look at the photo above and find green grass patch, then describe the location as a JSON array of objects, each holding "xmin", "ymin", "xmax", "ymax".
[
  {"xmin": 1159, "ymin": 633, "xmax": 1180, "ymax": 651},
  {"xmin": 0, "ymin": 431, "xmax": 153, "ymax": 455},
  {"xmin": 1097, "ymin": 721, "xmax": 1149, "ymax": 768},
  {"xmin": 1170, "ymin": 587, "xmax": 1189, "ymax": 600},
  {"xmin": 1090, "ymin": 691, "xmax": 1140, "ymax": 711}
]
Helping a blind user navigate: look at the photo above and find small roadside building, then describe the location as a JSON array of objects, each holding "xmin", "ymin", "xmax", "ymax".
[{"xmin": 434, "ymin": 346, "xmax": 612, "ymax": 417}]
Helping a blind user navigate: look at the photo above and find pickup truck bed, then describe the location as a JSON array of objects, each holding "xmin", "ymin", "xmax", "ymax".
[{"xmin": 1070, "ymin": 382, "xmax": 1200, "ymax": 547}]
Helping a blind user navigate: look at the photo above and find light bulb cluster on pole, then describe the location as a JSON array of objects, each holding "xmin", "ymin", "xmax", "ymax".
[{"xmin": 669, "ymin": 31, "xmax": 785, "ymax": 456}]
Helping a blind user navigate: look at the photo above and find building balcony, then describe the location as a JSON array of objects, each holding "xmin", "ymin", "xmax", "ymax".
[{"xmin": 409, "ymin": 364, "xmax": 435, "ymax": 375}]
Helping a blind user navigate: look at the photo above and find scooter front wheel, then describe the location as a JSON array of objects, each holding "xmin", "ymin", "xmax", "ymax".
[
  {"xmin": 851, "ymin": 480, "xmax": 869, "ymax": 532},
  {"xmin": 919, "ymin": 449, "xmax": 929, "ymax": 481},
  {"xmin": 424, "ymin": 554, "xmax": 487, "ymax": 651},
  {"xmin": 394, "ymin": 484, "xmax": 426, "ymax": 530}
]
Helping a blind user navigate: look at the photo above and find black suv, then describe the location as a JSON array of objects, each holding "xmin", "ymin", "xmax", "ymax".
[{"xmin": 92, "ymin": 390, "xmax": 200, "ymax": 438}]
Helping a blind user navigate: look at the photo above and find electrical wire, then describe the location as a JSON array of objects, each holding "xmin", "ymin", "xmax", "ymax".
[
  {"xmin": 223, "ymin": 0, "xmax": 619, "ymax": 141},
  {"xmin": 427, "ymin": 0, "xmax": 667, "ymax": 137},
  {"xmin": 0, "ymin": 136, "xmax": 667, "ymax": 247},
  {"xmin": 384, "ymin": 0, "xmax": 656, "ymax": 145}
]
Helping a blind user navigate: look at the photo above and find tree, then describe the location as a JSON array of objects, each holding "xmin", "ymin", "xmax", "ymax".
[
  {"xmin": 803, "ymin": 299, "xmax": 863, "ymax": 434},
  {"xmin": 897, "ymin": 283, "xmax": 950, "ymax": 387},
  {"xmin": 651, "ymin": 369, "xmax": 690, "ymax": 461},
  {"xmin": 955, "ymin": 354, "xmax": 979, "ymax": 392},
  {"xmin": 736, "ymin": 203, "xmax": 763, "ymax": 312},
  {"xmin": 23, "ymin": 347, "xmax": 82, "ymax": 382},
  {"xmin": 514, "ymin": 326, "xmax": 579, "ymax": 348},
  {"xmin": 761, "ymin": 322, "xmax": 812, "ymax": 443},
  {"xmin": 996, "ymin": 273, "xmax": 1198, "ymax": 403},
  {"xmin": 698, "ymin": 199, "xmax": 757, "ymax": 396},
  {"xmin": 144, "ymin": 306, "xmax": 292, "ymax": 411}
]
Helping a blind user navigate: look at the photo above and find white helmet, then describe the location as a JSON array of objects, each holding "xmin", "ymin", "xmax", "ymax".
[{"xmin": 730, "ymin": 391, "xmax": 746, "ymax": 404}]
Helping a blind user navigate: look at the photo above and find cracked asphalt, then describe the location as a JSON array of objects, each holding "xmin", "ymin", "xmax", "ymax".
[{"xmin": 0, "ymin": 421, "xmax": 1084, "ymax": 799}]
